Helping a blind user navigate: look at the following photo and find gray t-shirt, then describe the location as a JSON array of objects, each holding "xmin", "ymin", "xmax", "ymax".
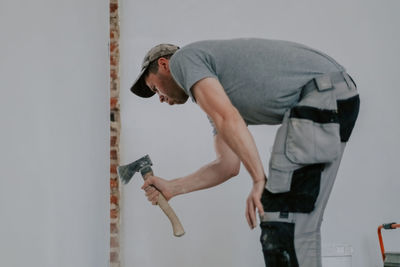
[{"xmin": 169, "ymin": 38, "xmax": 345, "ymax": 132}]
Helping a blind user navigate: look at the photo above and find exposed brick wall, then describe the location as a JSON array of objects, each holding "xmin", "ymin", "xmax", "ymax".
[{"xmin": 110, "ymin": 0, "xmax": 121, "ymax": 266}]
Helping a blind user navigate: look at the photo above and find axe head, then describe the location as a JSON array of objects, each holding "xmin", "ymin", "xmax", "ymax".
[{"xmin": 117, "ymin": 154, "xmax": 153, "ymax": 184}]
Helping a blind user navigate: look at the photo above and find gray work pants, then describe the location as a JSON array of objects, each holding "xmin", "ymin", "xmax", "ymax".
[{"xmin": 260, "ymin": 72, "xmax": 359, "ymax": 267}]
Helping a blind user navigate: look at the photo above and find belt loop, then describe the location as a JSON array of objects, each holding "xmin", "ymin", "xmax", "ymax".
[
  {"xmin": 314, "ymin": 74, "xmax": 333, "ymax": 91},
  {"xmin": 300, "ymin": 79, "xmax": 316, "ymax": 99}
]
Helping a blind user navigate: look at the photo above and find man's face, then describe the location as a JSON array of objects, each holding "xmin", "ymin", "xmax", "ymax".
[{"xmin": 144, "ymin": 60, "xmax": 189, "ymax": 105}]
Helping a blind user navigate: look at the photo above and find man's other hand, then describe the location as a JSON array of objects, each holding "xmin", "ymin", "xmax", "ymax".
[{"xmin": 246, "ymin": 179, "xmax": 265, "ymax": 229}]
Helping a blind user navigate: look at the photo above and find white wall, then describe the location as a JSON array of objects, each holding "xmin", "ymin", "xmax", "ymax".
[
  {"xmin": 120, "ymin": 1, "xmax": 400, "ymax": 266},
  {"xmin": 0, "ymin": 1, "xmax": 109, "ymax": 267}
]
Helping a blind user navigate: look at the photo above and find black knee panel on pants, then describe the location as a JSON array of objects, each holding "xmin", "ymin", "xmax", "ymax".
[
  {"xmin": 262, "ymin": 164, "xmax": 324, "ymax": 213},
  {"xmin": 260, "ymin": 222, "xmax": 299, "ymax": 267}
]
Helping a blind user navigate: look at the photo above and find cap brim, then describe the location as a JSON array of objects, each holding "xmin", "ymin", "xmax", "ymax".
[{"xmin": 130, "ymin": 68, "xmax": 156, "ymax": 98}]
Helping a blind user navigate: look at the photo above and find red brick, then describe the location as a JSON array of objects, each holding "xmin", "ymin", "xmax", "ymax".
[
  {"xmin": 111, "ymin": 223, "xmax": 118, "ymax": 234},
  {"xmin": 110, "ymin": 56, "xmax": 117, "ymax": 66},
  {"xmin": 111, "ymin": 150, "xmax": 118, "ymax": 160},
  {"xmin": 111, "ymin": 136, "xmax": 117, "ymax": 146},
  {"xmin": 111, "ymin": 56, "xmax": 119, "ymax": 67},
  {"xmin": 110, "ymin": 164, "xmax": 117, "ymax": 174},
  {"xmin": 110, "ymin": 209, "xmax": 119, "ymax": 219},
  {"xmin": 110, "ymin": 29, "xmax": 119, "ymax": 38},
  {"xmin": 110, "ymin": 251, "xmax": 119, "ymax": 263},
  {"xmin": 110, "ymin": 195, "xmax": 118, "ymax": 205},
  {"xmin": 110, "ymin": 43, "xmax": 117, "ymax": 53},
  {"xmin": 110, "ymin": 236, "xmax": 119, "ymax": 248},
  {"xmin": 110, "ymin": 3, "xmax": 118, "ymax": 13},
  {"xmin": 110, "ymin": 69, "xmax": 118, "ymax": 80},
  {"xmin": 110, "ymin": 97, "xmax": 118, "ymax": 109},
  {"xmin": 110, "ymin": 177, "xmax": 118, "ymax": 188}
]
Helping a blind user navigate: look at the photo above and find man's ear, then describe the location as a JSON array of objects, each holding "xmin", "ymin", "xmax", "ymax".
[{"xmin": 157, "ymin": 57, "xmax": 170, "ymax": 72}]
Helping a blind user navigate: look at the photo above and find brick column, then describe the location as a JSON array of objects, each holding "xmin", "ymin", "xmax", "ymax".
[{"xmin": 110, "ymin": 0, "xmax": 121, "ymax": 266}]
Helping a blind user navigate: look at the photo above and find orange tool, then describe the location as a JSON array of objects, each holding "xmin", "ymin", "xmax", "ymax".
[{"xmin": 378, "ymin": 222, "xmax": 400, "ymax": 263}]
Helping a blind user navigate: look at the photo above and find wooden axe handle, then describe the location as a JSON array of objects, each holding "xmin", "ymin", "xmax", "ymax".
[{"xmin": 143, "ymin": 171, "xmax": 185, "ymax": 237}]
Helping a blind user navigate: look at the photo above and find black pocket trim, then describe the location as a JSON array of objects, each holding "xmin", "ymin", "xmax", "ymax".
[
  {"xmin": 262, "ymin": 164, "xmax": 325, "ymax": 213},
  {"xmin": 290, "ymin": 106, "xmax": 339, "ymax": 124},
  {"xmin": 337, "ymin": 95, "xmax": 360, "ymax": 142}
]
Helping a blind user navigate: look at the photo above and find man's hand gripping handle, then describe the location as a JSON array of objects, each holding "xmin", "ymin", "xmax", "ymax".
[{"xmin": 141, "ymin": 167, "xmax": 185, "ymax": 237}]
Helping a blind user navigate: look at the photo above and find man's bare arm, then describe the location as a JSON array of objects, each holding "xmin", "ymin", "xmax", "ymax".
[
  {"xmin": 142, "ymin": 134, "xmax": 240, "ymax": 200},
  {"xmin": 170, "ymin": 134, "xmax": 241, "ymax": 195},
  {"xmin": 192, "ymin": 78, "xmax": 265, "ymax": 184},
  {"xmin": 191, "ymin": 77, "xmax": 266, "ymax": 228}
]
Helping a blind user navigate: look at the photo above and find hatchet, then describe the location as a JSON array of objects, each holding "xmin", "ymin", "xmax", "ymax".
[{"xmin": 117, "ymin": 154, "xmax": 185, "ymax": 237}]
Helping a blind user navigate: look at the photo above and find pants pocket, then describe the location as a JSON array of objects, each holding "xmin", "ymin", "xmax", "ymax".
[
  {"xmin": 267, "ymin": 152, "xmax": 301, "ymax": 194},
  {"xmin": 267, "ymin": 112, "xmax": 302, "ymax": 194},
  {"xmin": 285, "ymin": 85, "xmax": 341, "ymax": 165},
  {"xmin": 285, "ymin": 115, "xmax": 341, "ymax": 164}
]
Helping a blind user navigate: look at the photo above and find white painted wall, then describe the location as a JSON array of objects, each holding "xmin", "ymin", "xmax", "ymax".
[
  {"xmin": 0, "ymin": 1, "xmax": 109, "ymax": 267},
  {"xmin": 120, "ymin": 1, "xmax": 400, "ymax": 266}
]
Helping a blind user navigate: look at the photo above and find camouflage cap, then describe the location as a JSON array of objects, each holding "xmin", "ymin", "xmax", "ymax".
[{"xmin": 130, "ymin": 43, "xmax": 180, "ymax": 98}]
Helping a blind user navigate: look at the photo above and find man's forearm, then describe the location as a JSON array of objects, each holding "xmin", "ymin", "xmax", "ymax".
[
  {"xmin": 216, "ymin": 110, "xmax": 265, "ymax": 184},
  {"xmin": 169, "ymin": 159, "xmax": 238, "ymax": 197}
]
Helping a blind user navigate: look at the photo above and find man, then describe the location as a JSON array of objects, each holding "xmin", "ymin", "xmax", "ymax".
[{"xmin": 130, "ymin": 38, "xmax": 360, "ymax": 267}]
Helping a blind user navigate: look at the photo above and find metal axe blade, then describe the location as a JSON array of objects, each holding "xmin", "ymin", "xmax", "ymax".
[
  {"xmin": 116, "ymin": 154, "xmax": 185, "ymax": 236},
  {"xmin": 117, "ymin": 154, "xmax": 153, "ymax": 184}
]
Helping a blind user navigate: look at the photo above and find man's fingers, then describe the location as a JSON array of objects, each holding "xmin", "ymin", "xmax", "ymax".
[
  {"xmin": 144, "ymin": 188, "xmax": 158, "ymax": 205},
  {"xmin": 245, "ymin": 181, "xmax": 265, "ymax": 230},
  {"xmin": 151, "ymin": 194, "xmax": 159, "ymax": 205},
  {"xmin": 256, "ymin": 198, "xmax": 264, "ymax": 216},
  {"xmin": 246, "ymin": 198, "xmax": 256, "ymax": 229},
  {"xmin": 141, "ymin": 178, "xmax": 160, "ymax": 205},
  {"xmin": 141, "ymin": 179, "xmax": 153, "ymax": 190},
  {"xmin": 146, "ymin": 189, "xmax": 158, "ymax": 199},
  {"xmin": 245, "ymin": 201, "xmax": 252, "ymax": 229},
  {"xmin": 144, "ymin": 186, "xmax": 156, "ymax": 195},
  {"xmin": 250, "ymin": 202, "xmax": 257, "ymax": 229}
]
